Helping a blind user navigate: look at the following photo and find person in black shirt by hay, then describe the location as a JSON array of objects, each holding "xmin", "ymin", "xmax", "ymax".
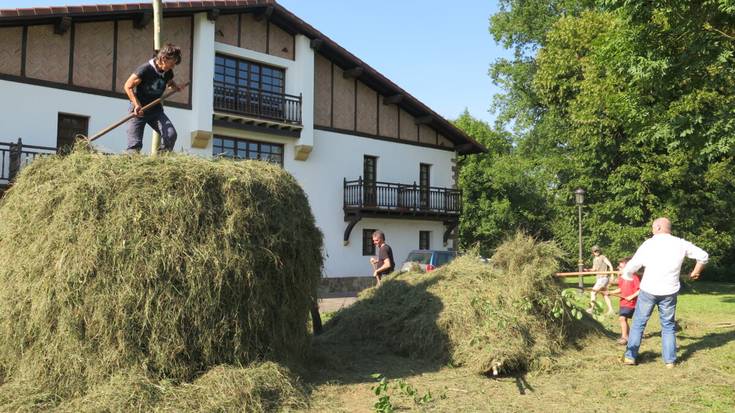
[{"xmin": 369, "ymin": 230, "xmax": 394, "ymax": 287}]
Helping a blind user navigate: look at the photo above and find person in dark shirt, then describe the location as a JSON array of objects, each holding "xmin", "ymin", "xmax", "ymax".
[
  {"xmin": 123, "ymin": 43, "xmax": 183, "ymax": 153},
  {"xmin": 369, "ymin": 230, "xmax": 394, "ymax": 286}
]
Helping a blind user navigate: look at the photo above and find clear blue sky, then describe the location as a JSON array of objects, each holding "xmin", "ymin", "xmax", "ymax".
[{"xmin": 0, "ymin": 0, "xmax": 510, "ymax": 124}]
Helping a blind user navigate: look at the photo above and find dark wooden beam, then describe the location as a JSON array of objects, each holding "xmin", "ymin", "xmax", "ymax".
[
  {"xmin": 310, "ymin": 38, "xmax": 323, "ymax": 51},
  {"xmin": 415, "ymin": 115, "xmax": 433, "ymax": 125},
  {"xmin": 343, "ymin": 67, "xmax": 363, "ymax": 79},
  {"xmin": 255, "ymin": 5, "xmax": 274, "ymax": 21},
  {"xmin": 443, "ymin": 220, "xmax": 458, "ymax": 246},
  {"xmin": 54, "ymin": 16, "xmax": 72, "ymax": 35},
  {"xmin": 383, "ymin": 94, "xmax": 403, "ymax": 105},
  {"xmin": 343, "ymin": 214, "xmax": 362, "ymax": 245},
  {"xmin": 456, "ymin": 143, "xmax": 474, "ymax": 154},
  {"xmin": 134, "ymin": 11, "xmax": 152, "ymax": 29},
  {"xmin": 206, "ymin": 8, "xmax": 220, "ymax": 22}
]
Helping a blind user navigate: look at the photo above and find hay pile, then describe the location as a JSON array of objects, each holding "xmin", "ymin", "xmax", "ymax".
[
  {"xmin": 0, "ymin": 149, "xmax": 322, "ymax": 408},
  {"xmin": 0, "ymin": 362, "xmax": 307, "ymax": 412},
  {"xmin": 318, "ymin": 233, "xmax": 581, "ymax": 375}
]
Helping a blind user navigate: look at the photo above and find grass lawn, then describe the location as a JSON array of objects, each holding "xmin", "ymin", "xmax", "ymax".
[{"xmin": 305, "ymin": 281, "xmax": 735, "ymax": 412}]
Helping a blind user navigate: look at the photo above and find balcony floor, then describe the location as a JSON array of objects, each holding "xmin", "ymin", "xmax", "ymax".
[{"xmin": 213, "ymin": 112, "xmax": 302, "ymax": 138}]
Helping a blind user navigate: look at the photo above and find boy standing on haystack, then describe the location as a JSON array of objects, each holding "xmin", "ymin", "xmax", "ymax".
[
  {"xmin": 123, "ymin": 43, "xmax": 183, "ymax": 153},
  {"xmin": 586, "ymin": 245, "xmax": 615, "ymax": 315}
]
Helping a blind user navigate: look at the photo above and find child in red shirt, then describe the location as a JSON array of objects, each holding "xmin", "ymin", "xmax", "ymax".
[{"xmin": 608, "ymin": 257, "xmax": 641, "ymax": 345}]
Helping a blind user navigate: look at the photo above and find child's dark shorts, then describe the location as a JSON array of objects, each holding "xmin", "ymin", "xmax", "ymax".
[{"xmin": 619, "ymin": 306, "xmax": 635, "ymax": 318}]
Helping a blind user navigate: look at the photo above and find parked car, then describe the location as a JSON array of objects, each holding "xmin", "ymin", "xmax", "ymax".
[{"xmin": 399, "ymin": 249, "xmax": 457, "ymax": 273}]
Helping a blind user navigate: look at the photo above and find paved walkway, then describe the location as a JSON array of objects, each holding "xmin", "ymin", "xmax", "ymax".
[{"xmin": 317, "ymin": 292, "xmax": 359, "ymax": 313}]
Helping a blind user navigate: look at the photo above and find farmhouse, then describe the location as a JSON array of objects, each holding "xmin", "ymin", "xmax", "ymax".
[{"xmin": 0, "ymin": 0, "xmax": 484, "ymax": 278}]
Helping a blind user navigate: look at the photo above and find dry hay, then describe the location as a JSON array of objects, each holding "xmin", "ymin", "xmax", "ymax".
[
  {"xmin": 0, "ymin": 362, "xmax": 307, "ymax": 412},
  {"xmin": 0, "ymin": 148, "xmax": 323, "ymax": 408},
  {"xmin": 317, "ymin": 233, "xmax": 590, "ymax": 376}
]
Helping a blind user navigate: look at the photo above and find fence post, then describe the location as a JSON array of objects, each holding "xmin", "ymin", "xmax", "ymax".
[
  {"xmin": 298, "ymin": 93, "xmax": 303, "ymax": 123},
  {"xmin": 8, "ymin": 138, "xmax": 21, "ymax": 181}
]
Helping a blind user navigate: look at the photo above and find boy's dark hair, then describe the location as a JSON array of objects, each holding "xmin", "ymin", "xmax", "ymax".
[{"xmin": 156, "ymin": 43, "xmax": 181, "ymax": 65}]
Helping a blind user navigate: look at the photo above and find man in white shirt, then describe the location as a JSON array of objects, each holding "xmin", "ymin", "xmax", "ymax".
[{"xmin": 620, "ymin": 217, "xmax": 708, "ymax": 368}]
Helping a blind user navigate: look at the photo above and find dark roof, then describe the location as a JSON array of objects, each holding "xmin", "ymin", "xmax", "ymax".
[
  {"xmin": 0, "ymin": 1, "xmax": 272, "ymax": 19},
  {"xmin": 0, "ymin": 0, "xmax": 485, "ymax": 154}
]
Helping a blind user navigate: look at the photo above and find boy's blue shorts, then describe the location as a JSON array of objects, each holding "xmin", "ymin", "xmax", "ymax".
[{"xmin": 619, "ymin": 306, "xmax": 635, "ymax": 318}]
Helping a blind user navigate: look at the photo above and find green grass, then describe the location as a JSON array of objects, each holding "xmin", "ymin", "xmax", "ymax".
[{"xmin": 306, "ymin": 281, "xmax": 735, "ymax": 412}]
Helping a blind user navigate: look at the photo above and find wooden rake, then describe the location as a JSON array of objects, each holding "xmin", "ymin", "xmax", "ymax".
[{"xmin": 85, "ymin": 82, "xmax": 190, "ymax": 143}]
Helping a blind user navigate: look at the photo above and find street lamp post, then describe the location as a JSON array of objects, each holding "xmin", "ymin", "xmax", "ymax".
[{"xmin": 575, "ymin": 188, "xmax": 585, "ymax": 290}]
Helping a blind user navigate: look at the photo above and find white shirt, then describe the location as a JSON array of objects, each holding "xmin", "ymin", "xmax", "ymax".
[{"xmin": 622, "ymin": 233, "xmax": 708, "ymax": 295}]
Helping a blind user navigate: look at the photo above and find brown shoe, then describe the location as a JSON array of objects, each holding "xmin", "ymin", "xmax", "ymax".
[{"xmin": 623, "ymin": 357, "xmax": 636, "ymax": 366}]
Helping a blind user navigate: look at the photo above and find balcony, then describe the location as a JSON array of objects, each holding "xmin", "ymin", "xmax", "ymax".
[
  {"xmin": 0, "ymin": 139, "xmax": 56, "ymax": 191},
  {"xmin": 342, "ymin": 177, "xmax": 461, "ymax": 245},
  {"xmin": 212, "ymin": 83, "xmax": 303, "ymax": 136}
]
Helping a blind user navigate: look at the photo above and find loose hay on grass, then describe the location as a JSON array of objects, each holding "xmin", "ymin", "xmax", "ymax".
[
  {"xmin": 54, "ymin": 362, "xmax": 308, "ymax": 413},
  {"xmin": 0, "ymin": 149, "xmax": 323, "ymax": 403},
  {"xmin": 0, "ymin": 362, "xmax": 307, "ymax": 412},
  {"xmin": 318, "ymin": 233, "xmax": 586, "ymax": 376}
]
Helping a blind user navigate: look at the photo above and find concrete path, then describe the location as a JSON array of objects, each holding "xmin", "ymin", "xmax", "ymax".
[{"xmin": 317, "ymin": 292, "xmax": 359, "ymax": 313}]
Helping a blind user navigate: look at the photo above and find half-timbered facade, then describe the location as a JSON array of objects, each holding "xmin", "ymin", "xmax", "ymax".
[{"xmin": 0, "ymin": 0, "xmax": 485, "ymax": 278}]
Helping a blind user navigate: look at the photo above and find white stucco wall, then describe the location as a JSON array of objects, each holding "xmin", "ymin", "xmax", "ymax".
[{"xmin": 289, "ymin": 129, "xmax": 456, "ymax": 277}]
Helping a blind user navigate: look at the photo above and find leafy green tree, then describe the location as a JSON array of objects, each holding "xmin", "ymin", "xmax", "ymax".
[
  {"xmin": 483, "ymin": 1, "xmax": 735, "ymax": 278},
  {"xmin": 455, "ymin": 111, "xmax": 555, "ymax": 257}
]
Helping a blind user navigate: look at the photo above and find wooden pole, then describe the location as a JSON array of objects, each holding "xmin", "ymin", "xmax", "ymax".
[
  {"xmin": 151, "ymin": 0, "xmax": 163, "ymax": 156},
  {"xmin": 555, "ymin": 270, "xmax": 620, "ymax": 277}
]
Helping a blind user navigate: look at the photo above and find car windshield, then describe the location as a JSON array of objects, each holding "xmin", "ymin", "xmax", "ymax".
[{"xmin": 406, "ymin": 252, "xmax": 432, "ymax": 265}]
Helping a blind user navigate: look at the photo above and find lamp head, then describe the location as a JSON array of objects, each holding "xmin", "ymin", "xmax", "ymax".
[{"xmin": 574, "ymin": 188, "xmax": 585, "ymax": 205}]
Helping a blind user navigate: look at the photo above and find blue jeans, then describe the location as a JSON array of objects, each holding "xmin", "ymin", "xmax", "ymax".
[
  {"xmin": 126, "ymin": 109, "xmax": 177, "ymax": 153},
  {"xmin": 625, "ymin": 290, "xmax": 678, "ymax": 364}
]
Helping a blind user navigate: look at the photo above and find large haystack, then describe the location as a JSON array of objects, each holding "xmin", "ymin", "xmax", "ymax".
[
  {"xmin": 318, "ymin": 233, "xmax": 583, "ymax": 375},
  {"xmin": 0, "ymin": 149, "xmax": 323, "ymax": 400}
]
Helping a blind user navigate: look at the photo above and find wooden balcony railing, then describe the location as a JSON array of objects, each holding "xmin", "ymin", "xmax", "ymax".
[
  {"xmin": 0, "ymin": 139, "xmax": 56, "ymax": 187},
  {"xmin": 343, "ymin": 177, "xmax": 461, "ymax": 217},
  {"xmin": 213, "ymin": 83, "xmax": 302, "ymax": 125}
]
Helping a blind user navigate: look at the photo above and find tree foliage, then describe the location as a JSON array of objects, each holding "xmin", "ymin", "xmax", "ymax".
[{"xmin": 460, "ymin": 0, "xmax": 735, "ymax": 279}]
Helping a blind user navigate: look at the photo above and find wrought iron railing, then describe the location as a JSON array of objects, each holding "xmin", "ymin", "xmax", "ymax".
[
  {"xmin": 213, "ymin": 83, "xmax": 302, "ymax": 125},
  {"xmin": 343, "ymin": 177, "xmax": 461, "ymax": 215},
  {"xmin": 0, "ymin": 139, "xmax": 56, "ymax": 186}
]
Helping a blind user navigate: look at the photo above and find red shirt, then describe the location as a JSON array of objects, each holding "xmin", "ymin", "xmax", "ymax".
[{"xmin": 619, "ymin": 274, "xmax": 641, "ymax": 308}]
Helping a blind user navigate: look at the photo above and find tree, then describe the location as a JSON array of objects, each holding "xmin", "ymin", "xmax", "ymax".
[
  {"xmin": 455, "ymin": 111, "xmax": 554, "ymax": 256},
  {"xmin": 485, "ymin": 1, "xmax": 735, "ymax": 277}
]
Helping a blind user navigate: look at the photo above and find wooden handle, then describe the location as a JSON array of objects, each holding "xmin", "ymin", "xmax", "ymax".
[
  {"xmin": 88, "ymin": 81, "xmax": 190, "ymax": 142},
  {"xmin": 554, "ymin": 270, "xmax": 620, "ymax": 277}
]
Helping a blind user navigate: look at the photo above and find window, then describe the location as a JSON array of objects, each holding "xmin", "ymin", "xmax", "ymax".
[
  {"xmin": 214, "ymin": 54, "xmax": 286, "ymax": 119},
  {"xmin": 434, "ymin": 251, "xmax": 455, "ymax": 267},
  {"xmin": 362, "ymin": 228, "xmax": 376, "ymax": 256},
  {"xmin": 212, "ymin": 136, "xmax": 284, "ymax": 166},
  {"xmin": 214, "ymin": 54, "xmax": 285, "ymax": 93},
  {"xmin": 419, "ymin": 231, "xmax": 431, "ymax": 250},
  {"xmin": 57, "ymin": 113, "xmax": 89, "ymax": 154},
  {"xmin": 363, "ymin": 155, "xmax": 377, "ymax": 206},
  {"xmin": 419, "ymin": 163, "xmax": 431, "ymax": 209}
]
